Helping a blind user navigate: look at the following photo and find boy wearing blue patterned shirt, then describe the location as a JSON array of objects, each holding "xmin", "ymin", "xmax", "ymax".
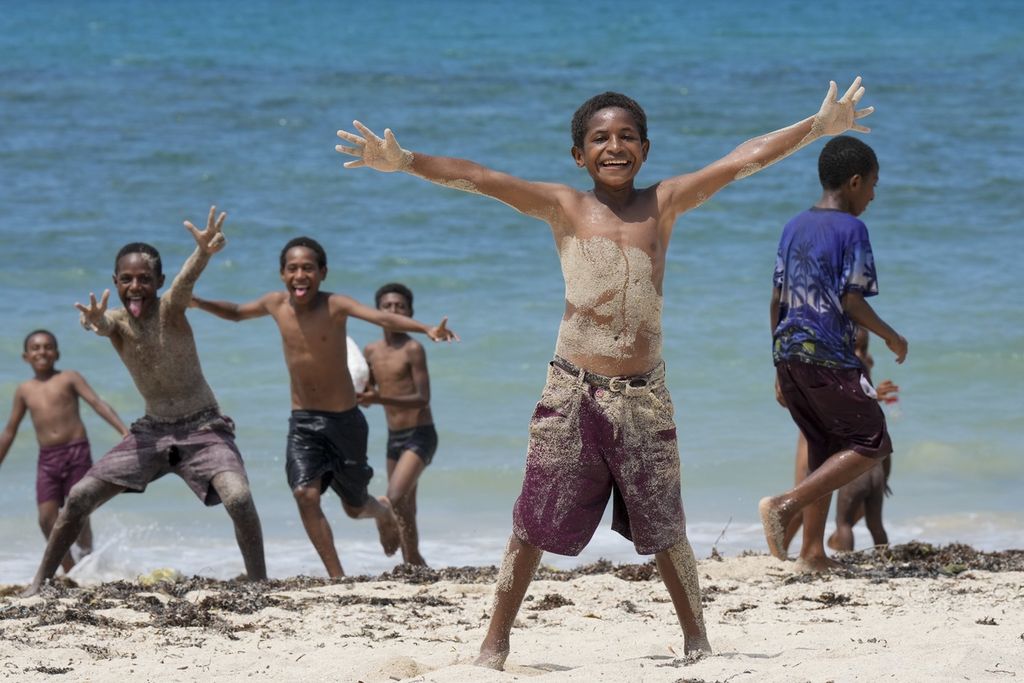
[{"xmin": 760, "ymin": 135, "xmax": 907, "ymax": 572}]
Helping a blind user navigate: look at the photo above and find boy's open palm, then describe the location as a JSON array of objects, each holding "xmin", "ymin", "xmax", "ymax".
[
  {"xmin": 336, "ymin": 121, "xmax": 412, "ymax": 172},
  {"xmin": 184, "ymin": 205, "xmax": 227, "ymax": 254},
  {"xmin": 428, "ymin": 318, "xmax": 459, "ymax": 343},
  {"xmin": 815, "ymin": 76, "xmax": 874, "ymax": 136},
  {"xmin": 75, "ymin": 290, "xmax": 110, "ymax": 330}
]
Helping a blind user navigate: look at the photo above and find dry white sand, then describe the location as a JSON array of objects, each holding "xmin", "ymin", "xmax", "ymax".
[{"xmin": 1, "ymin": 545, "xmax": 1022, "ymax": 682}]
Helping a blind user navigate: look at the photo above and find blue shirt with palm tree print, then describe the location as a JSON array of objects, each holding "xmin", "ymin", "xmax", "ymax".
[{"xmin": 772, "ymin": 207, "xmax": 878, "ymax": 369}]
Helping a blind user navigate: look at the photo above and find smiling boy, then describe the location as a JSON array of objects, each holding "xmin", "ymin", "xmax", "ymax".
[
  {"xmin": 22, "ymin": 206, "xmax": 267, "ymax": 596},
  {"xmin": 337, "ymin": 78, "xmax": 874, "ymax": 666},
  {"xmin": 0, "ymin": 330, "xmax": 128, "ymax": 573},
  {"xmin": 191, "ymin": 237, "xmax": 457, "ymax": 577}
]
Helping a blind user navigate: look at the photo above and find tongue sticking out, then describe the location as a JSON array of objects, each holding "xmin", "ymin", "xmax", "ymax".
[
  {"xmin": 128, "ymin": 300, "xmax": 143, "ymax": 317},
  {"xmin": 294, "ymin": 287, "xmax": 308, "ymax": 299}
]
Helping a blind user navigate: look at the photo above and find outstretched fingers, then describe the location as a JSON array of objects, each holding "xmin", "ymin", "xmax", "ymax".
[{"xmin": 840, "ymin": 76, "xmax": 863, "ymax": 103}]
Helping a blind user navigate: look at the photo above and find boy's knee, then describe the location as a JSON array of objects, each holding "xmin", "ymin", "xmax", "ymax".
[{"xmin": 292, "ymin": 486, "xmax": 321, "ymax": 508}]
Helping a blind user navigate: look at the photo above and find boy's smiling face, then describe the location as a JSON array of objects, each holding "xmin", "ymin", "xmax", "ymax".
[
  {"xmin": 114, "ymin": 253, "xmax": 164, "ymax": 319},
  {"xmin": 23, "ymin": 333, "xmax": 58, "ymax": 374},
  {"xmin": 572, "ymin": 106, "xmax": 649, "ymax": 188},
  {"xmin": 280, "ymin": 246, "xmax": 326, "ymax": 304}
]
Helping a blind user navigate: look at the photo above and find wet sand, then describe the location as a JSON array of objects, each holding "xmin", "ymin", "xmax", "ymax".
[{"xmin": 1, "ymin": 543, "xmax": 1022, "ymax": 682}]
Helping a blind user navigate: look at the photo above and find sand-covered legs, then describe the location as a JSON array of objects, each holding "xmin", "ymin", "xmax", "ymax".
[
  {"xmin": 23, "ymin": 476, "xmax": 123, "ymax": 596},
  {"xmin": 475, "ymin": 534, "xmax": 544, "ymax": 670},
  {"xmin": 210, "ymin": 470, "xmax": 266, "ymax": 581},
  {"xmin": 761, "ymin": 448, "xmax": 877, "ymax": 570},
  {"xmin": 655, "ymin": 537, "xmax": 711, "ymax": 655}
]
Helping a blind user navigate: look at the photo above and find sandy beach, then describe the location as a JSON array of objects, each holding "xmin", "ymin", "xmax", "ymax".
[{"xmin": 1, "ymin": 543, "xmax": 1021, "ymax": 682}]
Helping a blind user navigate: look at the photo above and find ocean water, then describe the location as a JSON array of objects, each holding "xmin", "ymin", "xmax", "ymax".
[{"xmin": 1, "ymin": 0, "xmax": 1021, "ymax": 584}]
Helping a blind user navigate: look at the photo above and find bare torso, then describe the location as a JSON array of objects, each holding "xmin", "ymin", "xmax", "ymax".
[
  {"xmin": 109, "ymin": 301, "xmax": 217, "ymax": 420},
  {"xmin": 364, "ymin": 336, "xmax": 433, "ymax": 431},
  {"xmin": 267, "ymin": 292, "xmax": 357, "ymax": 412},
  {"xmin": 20, "ymin": 372, "xmax": 88, "ymax": 448},
  {"xmin": 553, "ymin": 186, "xmax": 671, "ymax": 377}
]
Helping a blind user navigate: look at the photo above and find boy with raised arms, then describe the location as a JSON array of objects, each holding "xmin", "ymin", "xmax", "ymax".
[
  {"xmin": 360, "ymin": 282, "xmax": 439, "ymax": 566},
  {"xmin": 23, "ymin": 207, "xmax": 267, "ymax": 596},
  {"xmin": 191, "ymin": 237, "xmax": 457, "ymax": 578},
  {"xmin": 1, "ymin": 330, "xmax": 129, "ymax": 573},
  {"xmin": 337, "ymin": 78, "xmax": 873, "ymax": 666}
]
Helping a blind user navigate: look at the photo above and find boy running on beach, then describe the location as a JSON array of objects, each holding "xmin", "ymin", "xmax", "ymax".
[
  {"xmin": 191, "ymin": 238, "xmax": 457, "ymax": 577},
  {"xmin": 763, "ymin": 136, "xmax": 907, "ymax": 572},
  {"xmin": 780, "ymin": 327, "xmax": 898, "ymax": 553},
  {"xmin": 337, "ymin": 77, "xmax": 873, "ymax": 666},
  {"xmin": 0, "ymin": 330, "xmax": 129, "ymax": 573},
  {"xmin": 23, "ymin": 207, "xmax": 267, "ymax": 596},
  {"xmin": 360, "ymin": 283, "xmax": 438, "ymax": 566}
]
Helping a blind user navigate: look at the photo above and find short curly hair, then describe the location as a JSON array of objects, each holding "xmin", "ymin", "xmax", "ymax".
[
  {"xmin": 818, "ymin": 136, "xmax": 878, "ymax": 190},
  {"xmin": 571, "ymin": 92, "xmax": 648, "ymax": 149},
  {"xmin": 115, "ymin": 243, "xmax": 162, "ymax": 277},
  {"xmin": 23, "ymin": 329, "xmax": 57, "ymax": 352},
  {"xmin": 279, "ymin": 236, "xmax": 327, "ymax": 270},
  {"xmin": 375, "ymin": 282, "xmax": 414, "ymax": 315}
]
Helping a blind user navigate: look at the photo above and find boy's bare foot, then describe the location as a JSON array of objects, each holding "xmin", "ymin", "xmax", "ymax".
[
  {"xmin": 795, "ymin": 555, "xmax": 846, "ymax": 573},
  {"xmin": 759, "ymin": 497, "xmax": 788, "ymax": 560},
  {"xmin": 375, "ymin": 497, "xmax": 400, "ymax": 556},
  {"xmin": 474, "ymin": 645, "xmax": 509, "ymax": 670},
  {"xmin": 684, "ymin": 634, "xmax": 712, "ymax": 657},
  {"xmin": 20, "ymin": 581, "xmax": 42, "ymax": 598}
]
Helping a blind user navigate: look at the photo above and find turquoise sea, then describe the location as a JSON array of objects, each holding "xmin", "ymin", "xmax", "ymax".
[{"xmin": 1, "ymin": 0, "xmax": 1021, "ymax": 583}]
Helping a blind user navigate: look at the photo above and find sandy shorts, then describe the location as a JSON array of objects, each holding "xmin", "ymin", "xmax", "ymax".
[
  {"xmin": 386, "ymin": 424, "xmax": 438, "ymax": 466},
  {"xmin": 88, "ymin": 408, "xmax": 248, "ymax": 506},
  {"xmin": 776, "ymin": 359, "xmax": 892, "ymax": 471},
  {"xmin": 512, "ymin": 356, "xmax": 686, "ymax": 556},
  {"xmin": 36, "ymin": 439, "xmax": 93, "ymax": 505},
  {"xmin": 286, "ymin": 408, "xmax": 372, "ymax": 508}
]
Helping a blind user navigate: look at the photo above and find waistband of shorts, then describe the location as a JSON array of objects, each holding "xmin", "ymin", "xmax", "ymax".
[
  {"xmin": 388, "ymin": 424, "xmax": 435, "ymax": 439},
  {"xmin": 38, "ymin": 438, "xmax": 89, "ymax": 456},
  {"xmin": 551, "ymin": 355, "xmax": 664, "ymax": 392},
  {"xmin": 291, "ymin": 407, "xmax": 361, "ymax": 419},
  {"xmin": 139, "ymin": 406, "xmax": 224, "ymax": 429}
]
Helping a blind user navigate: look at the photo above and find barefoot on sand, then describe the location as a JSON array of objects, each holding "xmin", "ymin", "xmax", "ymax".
[
  {"xmin": 474, "ymin": 647, "xmax": 509, "ymax": 671},
  {"xmin": 795, "ymin": 555, "xmax": 847, "ymax": 573},
  {"xmin": 759, "ymin": 497, "xmax": 787, "ymax": 560},
  {"xmin": 376, "ymin": 496, "xmax": 401, "ymax": 557}
]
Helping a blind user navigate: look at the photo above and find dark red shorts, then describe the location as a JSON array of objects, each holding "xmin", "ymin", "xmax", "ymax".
[
  {"xmin": 36, "ymin": 439, "xmax": 93, "ymax": 505},
  {"xmin": 776, "ymin": 360, "xmax": 892, "ymax": 471},
  {"xmin": 512, "ymin": 358, "xmax": 686, "ymax": 556}
]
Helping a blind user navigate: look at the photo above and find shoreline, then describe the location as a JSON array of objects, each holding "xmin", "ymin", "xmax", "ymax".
[{"xmin": 2, "ymin": 543, "xmax": 1022, "ymax": 682}]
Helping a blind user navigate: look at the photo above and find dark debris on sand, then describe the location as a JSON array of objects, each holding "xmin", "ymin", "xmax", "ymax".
[{"xmin": 841, "ymin": 542, "xmax": 1024, "ymax": 580}]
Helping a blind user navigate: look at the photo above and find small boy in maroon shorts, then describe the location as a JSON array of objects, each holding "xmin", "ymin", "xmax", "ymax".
[
  {"xmin": 760, "ymin": 136, "xmax": 908, "ymax": 572},
  {"xmin": 0, "ymin": 329, "xmax": 128, "ymax": 573},
  {"xmin": 22, "ymin": 206, "xmax": 268, "ymax": 596}
]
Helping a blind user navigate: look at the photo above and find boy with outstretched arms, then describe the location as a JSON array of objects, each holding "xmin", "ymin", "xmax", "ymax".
[
  {"xmin": 191, "ymin": 238, "xmax": 457, "ymax": 578},
  {"xmin": 337, "ymin": 78, "xmax": 874, "ymax": 666},
  {"xmin": 762, "ymin": 136, "xmax": 907, "ymax": 572},
  {"xmin": 23, "ymin": 207, "xmax": 267, "ymax": 596},
  {"xmin": 360, "ymin": 282, "xmax": 438, "ymax": 566},
  {"xmin": 1, "ymin": 330, "xmax": 129, "ymax": 573}
]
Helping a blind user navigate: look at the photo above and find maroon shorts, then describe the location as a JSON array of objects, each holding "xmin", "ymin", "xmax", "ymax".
[
  {"xmin": 512, "ymin": 357, "xmax": 686, "ymax": 556},
  {"xmin": 776, "ymin": 360, "xmax": 892, "ymax": 471},
  {"xmin": 88, "ymin": 408, "xmax": 248, "ymax": 506},
  {"xmin": 36, "ymin": 439, "xmax": 93, "ymax": 505}
]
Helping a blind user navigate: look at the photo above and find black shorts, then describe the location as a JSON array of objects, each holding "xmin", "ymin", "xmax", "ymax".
[
  {"xmin": 286, "ymin": 408, "xmax": 372, "ymax": 507},
  {"xmin": 776, "ymin": 360, "xmax": 892, "ymax": 471},
  {"xmin": 386, "ymin": 424, "xmax": 438, "ymax": 466}
]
